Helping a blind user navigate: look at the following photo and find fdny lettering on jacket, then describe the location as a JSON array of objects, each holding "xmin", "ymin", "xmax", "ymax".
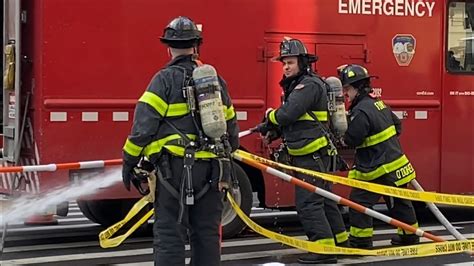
[
  {"xmin": 374, "ymin": 100, "xmax": 386, "ymax": 111},
  {"xmin": 396, "ymin": 163, "xmax": 415, "ymax": 179},
  {"xmin": 338, "ymin": 0, "xmax": 435, "ymax": 17}
]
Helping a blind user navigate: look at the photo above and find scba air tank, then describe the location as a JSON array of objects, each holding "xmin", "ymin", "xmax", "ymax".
[
  {"xmin": 192, "ymin": 64, "xmax": 227, "ymax": 139},
  {"xmin": 325, "ymin": 76, "xmax": 348, "ymax": 136}
]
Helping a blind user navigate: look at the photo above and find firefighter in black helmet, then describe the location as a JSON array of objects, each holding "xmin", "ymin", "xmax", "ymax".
[
  {"xmin": 160, "ymin": 16, "xmax": 203, "ymax": 49},
  {"xmin": 338, "ymin": 64, "xmax": 419, "ymax": 248},
  {"xmin": 255, "ymin": 38, "xmax": 347, "ymax": 264},
  {"xmin": 122, "ymin": 16, "xmax": 239, "ymax": 266}
]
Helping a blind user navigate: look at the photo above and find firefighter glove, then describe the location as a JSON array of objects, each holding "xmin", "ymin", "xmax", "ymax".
[
  {"xmin": 254, "ymin": 121, "xmax": 274, "ymax": 136},
  {"xmin": 126, "ymin": 160, "xmax": 154, "ymax": 195},
  {"xmin": 264, "ymin": 129, "xmax": 281, "ymax": 144},
  {"xmin": 122, "ymin": 162, "xmax": 135, "ymax": 191}
]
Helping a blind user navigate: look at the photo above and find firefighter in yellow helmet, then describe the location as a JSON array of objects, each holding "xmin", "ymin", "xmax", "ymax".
[
  {"xmin": 339, "ymin": 64, "xmax": 419, "ymax": 248},
  {"xmin": 122, "ymin": 16, "xmax": 239, "ymax": 265}
]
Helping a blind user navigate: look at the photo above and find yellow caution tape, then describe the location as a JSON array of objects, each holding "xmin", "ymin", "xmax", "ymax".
[
  {"xmin": 97, "ymin": 161, "xmax": 473, "ymax": 257},
  {"xmin": 235, "ymin": 150, "xmax": 474, "ymax": 208},
  {"xmin": 98, "ymin": 181, "xmax": 473, "ymax": 257},
  {"xmin": 227, "ymin": 192, "xmax": 474, "ymax": 257},
  {"xmin": 99, "ymin": 173, "xmax": 156, "ymax": 248}
]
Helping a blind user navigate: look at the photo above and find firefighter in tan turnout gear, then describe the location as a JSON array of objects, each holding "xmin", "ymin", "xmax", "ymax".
[
  {"xmin": 122, "ymin": 16, "xmax": 239, "ymax": 266},
  {"xmin": 256, "ymin": 38, "xmax": 348, "ymax": 264},
  {"xmin": 339, "ymin": 64, "xmax": 419, "ymax": 248}
]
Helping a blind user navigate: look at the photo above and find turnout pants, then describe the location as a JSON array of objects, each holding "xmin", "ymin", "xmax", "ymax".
[
  {"xmin": 292, "ymin": 153, "xmax": 348, "ymax": 246},
  {"xmin": 153, "ymin": 156, "xmax": 223, "ymax": 266},
  {"xmin": 349, "ymin": 172, "xmax": 418, "ymax": 240}
]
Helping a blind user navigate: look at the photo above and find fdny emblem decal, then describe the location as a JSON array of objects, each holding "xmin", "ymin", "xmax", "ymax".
[
  {"xmin": 392, "ymin": 34, "xmax": 416, "ymax": 66},
  {"xmin": 295, "ymin": 84, "xmax": 305, "ymax": 90}
]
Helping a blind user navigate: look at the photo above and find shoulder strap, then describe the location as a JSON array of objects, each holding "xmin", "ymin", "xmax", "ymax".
[
  {"xmin": 168, "ymin": 65, "xmax": 194, "ymax": 87},
  {"xmin": 162, "ymin": 65, "xmax": 196, "ymax": 146},
  {"xmin": 307, "ymin": 106, "xmax": 337, "ymax": 151}
]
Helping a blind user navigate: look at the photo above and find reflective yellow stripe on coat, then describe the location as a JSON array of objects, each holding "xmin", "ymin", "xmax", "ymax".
[
  {"xmin": 335, "ymin": 231, "xmax": 349, "ymax": 244},
  {"xmin": 398, "ymin": 223, "xmax": 419, "ymax": 235},
  {"xmin": 298, "ymin": 111, "xmax": 329, "ymax": 122},
  {"xmin": 268, "ymin": 110, "xmax": 278, "ymax": 125},
  {"xmin": 348, "ymin": 155, "xmax": 416, "ymax": 185},
  {"xmin": 268, "ymin": 110, "xmax": 328, "ymax": 125},
  {"xmin": 357, "ymin": 125, "xmax": 397, "ymax": 149},
  {"xmin": 287, "ymin": 136, "xmax": 329, "ymax": 156},
  {"xmin": 143, "ymin": 134, "xmax": 217, "ymax": 159},
  {"xmin": 123, "ymin": 139, "xmax": 143, "ymax": 157},
  {"xmin": 139, "ymin": 91, "xmax": 189, "ymax": 117},
  {"xmin": 350, "ymin": 226, "xmax": 374, "ymax": 238}
]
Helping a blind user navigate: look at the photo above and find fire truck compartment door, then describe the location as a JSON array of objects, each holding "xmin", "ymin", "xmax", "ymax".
[{"xmin": 315, "ymin": 43, "xmax": 367, "ymax": 77}]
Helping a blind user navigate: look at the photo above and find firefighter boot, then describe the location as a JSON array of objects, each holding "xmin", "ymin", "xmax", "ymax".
[
  {"xmin": 297, "ymin": 253, "xmax": 337, "ymax": 264},
  {"xmin": 349, "ymin": 236, "xmax": 373, "ymax": 248},
  {"xmin": 391, "ymin": 235, "xmax": 420, "ymax": 246},
  {"xmin": 336, "ymin": 240, "xmax": 349, "ymax": 247}
]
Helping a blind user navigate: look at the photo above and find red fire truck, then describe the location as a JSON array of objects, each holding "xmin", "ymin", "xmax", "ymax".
[{"xmin": 1, "ymin": 0, "xmax": 473, "ymax": 237}]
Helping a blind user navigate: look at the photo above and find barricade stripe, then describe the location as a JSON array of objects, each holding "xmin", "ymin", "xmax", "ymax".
[
  {"xmin": 79, "ymin": 161, "xmax": 105, "ymax": 169},
  {"xmin": 56, "ymin": 163, "xmax": 81, "ymax": 170},
  {"xmin": 23, "ymin": 164, "xmax": 56, "ymax": 172},
  {"xmin": 104, "ymin": 159, "xmax": 123, "ymax": 166},
  {"xmin": 0, "ymin": 160, "xmax": 122, "ymax": 173},
  {"xmin": 366, "ymin": 208, "xmax": 391, "ymax": 224}
]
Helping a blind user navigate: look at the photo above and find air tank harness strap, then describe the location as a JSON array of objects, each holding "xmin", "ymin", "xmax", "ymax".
[
  {"xmin": 183, "ymin": 146, "xmax": 196, "ymax": 205},
  {"xmin": 214, "ymin": 157, "xmax": 232, "ymax": 195},
  {"xmin": 161, "ymin": 120, "xmax": 210, "ymax": 224},
  {"xmin": 306, "ymin": 110, "xmax": 338, "ymax": 172},
  {"xmin": 155, "ymin": 153, "xmax": 210, "ymax": 224}
]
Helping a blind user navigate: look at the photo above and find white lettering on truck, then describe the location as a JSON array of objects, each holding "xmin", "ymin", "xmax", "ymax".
[{"xmin": 339, "ymin": 0, "xmax": 435, "ymax": 17}]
